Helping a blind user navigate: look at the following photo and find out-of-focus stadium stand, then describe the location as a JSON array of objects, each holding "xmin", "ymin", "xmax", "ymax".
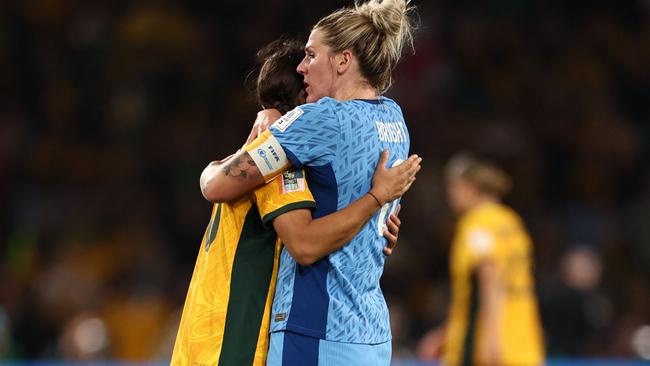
[{"xmin": 1, "ymin": 0, "xmax": 649, "ymax": 363}]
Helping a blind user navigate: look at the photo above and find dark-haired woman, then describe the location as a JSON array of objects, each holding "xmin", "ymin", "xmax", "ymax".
[{"xmin": 171, "ymin": 37, "xmax": 416, "ymax": 366}]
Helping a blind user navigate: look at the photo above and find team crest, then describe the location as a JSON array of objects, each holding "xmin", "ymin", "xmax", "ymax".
[{"xmin": 279, "ymin": 168, "xmax": 305, "ymax": 193}]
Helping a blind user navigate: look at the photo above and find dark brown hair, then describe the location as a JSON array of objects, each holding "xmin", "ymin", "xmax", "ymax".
[{"xmin": 255, "ymin": 37, "xmax": 305, "ymax": 114}]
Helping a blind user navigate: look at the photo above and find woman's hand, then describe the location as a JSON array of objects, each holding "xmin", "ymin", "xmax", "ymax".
[
  {"xmin": 369, "ymin": 150, "xmax": 421, "ymax": 206},
  {"xmin": 245, "ymin": 109, "xmax": 282, "ymax": 145},
  {"xmin": 382, "ymin": 205, "xmax": 401, "ymax": 256},
  {"xmin": 416, "ymin": 325, "xmax": 446, "ymax": 360}
]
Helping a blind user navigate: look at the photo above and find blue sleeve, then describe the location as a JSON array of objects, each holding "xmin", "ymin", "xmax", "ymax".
[{"xmin": 269, "ymin": 99, "xmax": 340, "ymax": 168}]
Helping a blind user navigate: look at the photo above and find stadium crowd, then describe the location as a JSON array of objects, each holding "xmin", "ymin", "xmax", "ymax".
[{"xmin": 1, "ymin": 0, "xmax": 649, "ymax": 361}]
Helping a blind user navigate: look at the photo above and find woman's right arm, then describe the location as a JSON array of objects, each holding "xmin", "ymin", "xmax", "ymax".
[
  {"xmin": 476, "ymin": 259, "xmax": 503, "ymax": 366},
  {"xmin": 270, "ymin": 151, "xmax": 420, "ymax": 265},
  {"xmin": 200, "ymin": 149, "xmax": 266, "ymax": 202},
  {"xmin": 200, "ymin": 109, "xmax": 285, "ymax": 203}
]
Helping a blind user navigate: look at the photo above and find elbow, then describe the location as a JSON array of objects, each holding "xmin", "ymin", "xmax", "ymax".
[
  {"xmin": 202, "ymin": 188, "xmax": 225, "ymax": 203},
  {"xmin": 201, "ymin": 181, "xmax": 223, "ymax": 203},
  {"xmin": 200, "ymin": 165, "xmax": 227, "ymax": 203},
  {"xmin": 202, "ymin": 186, "xmax": 235, "ymax": 203},
  {"xmin": 284, "ymin": 241, "xmax": 319, "ymax": 266},
  {"xmin": 200, "ymin": 175, "xmax": 233, "ymax": 203}
]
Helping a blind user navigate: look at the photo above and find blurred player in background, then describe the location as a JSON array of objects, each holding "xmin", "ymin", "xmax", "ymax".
[
  {"xmin": 171, "ymin": 38, "xmax": 416, "ymax": 366},
  {"xmin": 199, "ymin": 1, "xmax": 419, "ymax": 364},
  {"xmin": 417, "ymin": 153, "xmax": 545, "ymax": 366}
]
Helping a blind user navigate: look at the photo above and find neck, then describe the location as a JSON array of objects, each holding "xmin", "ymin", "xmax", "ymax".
[{"xmin": 332, "ymin": 80, "xmax": 378, "ymax": 101}]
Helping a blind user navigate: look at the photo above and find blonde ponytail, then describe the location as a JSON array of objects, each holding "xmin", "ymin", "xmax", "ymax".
[{"xmin": 314, "ymin": 0, "xmax": 417, "ymax": 93}]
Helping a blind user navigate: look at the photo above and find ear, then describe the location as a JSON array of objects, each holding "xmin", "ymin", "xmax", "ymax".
[{"xmin": 334, "ymin": 50, "xmax": 353, "ymax": 74}]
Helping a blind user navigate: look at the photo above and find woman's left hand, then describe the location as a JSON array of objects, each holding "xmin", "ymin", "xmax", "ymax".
[
  {"xmin": 383, "ymin": 205, "xmax": 401, "ymax": 256},
  {"xmin": 245, "ymin": 109, "xmax": 282, "ymax": 145}
]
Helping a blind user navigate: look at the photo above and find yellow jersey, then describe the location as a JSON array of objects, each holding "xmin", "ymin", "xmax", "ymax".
[
  {"xmin": 443, "ymin": 202, "xmax": 544, "ymax": 366},
  {"xmin": 171, "ymin": 169, "xmax": 315, "ymax": 366}
]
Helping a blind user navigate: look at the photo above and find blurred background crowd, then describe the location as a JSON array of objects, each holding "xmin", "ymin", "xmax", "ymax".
[{"xmin": 1, "ymin": 0, "xmax": 649, "ymax": 362}]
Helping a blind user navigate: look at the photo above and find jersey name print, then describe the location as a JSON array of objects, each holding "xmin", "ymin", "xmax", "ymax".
[{"xmin": 375, "ymin": 121, "xmax": 408, "ymax": 142}]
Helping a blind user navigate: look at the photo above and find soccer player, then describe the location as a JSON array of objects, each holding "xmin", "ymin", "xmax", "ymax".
[
  {"xmin": 171, "ymin": 37, "xmax": 416, "ymax": 366},
  {"xmin": 199, "ymin": 1, "xmax": 419, "ymax": 364},
  {"xmin": 417, "ymin": 154, "xmax": 545, "ymax": 366}
]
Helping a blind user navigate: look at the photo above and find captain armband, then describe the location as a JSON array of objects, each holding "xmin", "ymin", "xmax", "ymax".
[{"xmin": 243, "ymin": 130, "xmax": 291, "ymax": 182}]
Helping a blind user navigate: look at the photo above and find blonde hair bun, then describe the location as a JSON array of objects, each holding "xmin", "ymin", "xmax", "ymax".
[
  {"xmin": 356, "ymin": 0, "xmax": 416, "ymax": 62},
  {"xmin": 315, "ymin": 0, "xmax": 417, "ymax": 93}
]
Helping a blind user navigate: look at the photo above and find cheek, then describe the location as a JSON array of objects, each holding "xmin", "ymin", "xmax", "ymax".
[{"xmin": 313, "ymin": 60, "xmax": 331, "ymax": 84}]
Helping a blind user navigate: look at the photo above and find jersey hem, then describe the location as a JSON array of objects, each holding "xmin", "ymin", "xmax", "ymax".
[{"xmin": 272, "ymin": 324, "xmax": 392, "ymax": 345}]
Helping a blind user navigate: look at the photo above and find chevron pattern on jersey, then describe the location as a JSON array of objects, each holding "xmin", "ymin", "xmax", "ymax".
[{"xmin": 270, "ymin": 97, "xmax": 410, "ymax": 344}]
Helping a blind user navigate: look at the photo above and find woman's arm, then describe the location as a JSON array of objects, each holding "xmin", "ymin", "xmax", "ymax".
[
  {"xmin": 271, "ymin": 151, "xmax": 421, "ymax": 265},
  {"xmin": 200, "ymin": 149, "xmax": 265, "ymax": 202},
  {"xmin": 200, "ymin": 110, "xmax": 284, "ymax": 203},
  {"xmin": 416, "ymin": 323, "xmax": 447, "ymax": 361},
  {"xmin": 477, "ymin": 259, "xmax": 503, "ymax": 366}
]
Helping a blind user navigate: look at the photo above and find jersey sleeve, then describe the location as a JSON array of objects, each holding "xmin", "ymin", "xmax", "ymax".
[
  {"xmin": 252, "ymin": 167, "xmax": 316, "ymax": 225},
  {"xmin": 268, "ymin": 100, "xmax": 340, "ymax": 168},
  {"xmin": 463, "ymin": 225, "xmax": 500, "ymax": 268}
]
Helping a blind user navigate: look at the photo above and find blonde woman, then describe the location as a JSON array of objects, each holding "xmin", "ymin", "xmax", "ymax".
[
  {"xmin": 418, "ymin": 154, "xmax": 545, "ymax": 366},
  {"xmin": 173, "ymin": 37, "xmax": 415, "ymax": 366},
  {"xmin": 199, "ymin": 1, "xmax": 419, "ymax": 364}
]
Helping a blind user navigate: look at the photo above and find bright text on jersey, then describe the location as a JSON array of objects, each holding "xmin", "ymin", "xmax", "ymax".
[{"xmin": 375, "ymin": 121, "xmax": 407, "ymax": 143}]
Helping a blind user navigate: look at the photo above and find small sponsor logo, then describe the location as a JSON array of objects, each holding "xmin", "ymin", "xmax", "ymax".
[
  {"xmin": 257, "ymin": 148, "xmax": 266, "ymax": 158},
  {"xmin": 272, "ymin": 107, "xmax": 304, "ymax": 133},
  {"xmin": 274, "ymin": 313, "xmax": 286, "ymax": 322},
  {"xmin": 281, "ymin": 169, "xmax": 305, "ymax": 193},
  {"xmin": 257, "ymin": 148, "xmax": 273, "ymax": 170}
]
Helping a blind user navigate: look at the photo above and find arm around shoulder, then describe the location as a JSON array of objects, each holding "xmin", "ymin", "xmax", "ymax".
[
  {"xmin": 200, "ymin": 149, "xmax": 265, "ymax": 203},
  {"xmin": 271, "ymin": 194, "xmax": 381, "ymax": 266}
]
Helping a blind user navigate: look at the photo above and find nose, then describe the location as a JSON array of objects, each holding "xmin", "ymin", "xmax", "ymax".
[{"xmin": 297, "ymin": 56, "xmax": 307, "ymax": 75}]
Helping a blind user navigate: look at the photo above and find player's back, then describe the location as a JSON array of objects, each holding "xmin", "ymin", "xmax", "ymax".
[{"xmin": 268, "ymin": 96, "xmax": 409, "ymax": 344}]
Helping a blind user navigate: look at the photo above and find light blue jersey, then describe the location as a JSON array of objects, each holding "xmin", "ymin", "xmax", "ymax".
[{"xmin": 267, "ymin": 96, "xmax": 410, "ymax": 345}]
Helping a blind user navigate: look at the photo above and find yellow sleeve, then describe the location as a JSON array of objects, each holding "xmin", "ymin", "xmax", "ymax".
[
  {"xmin": 461, "ymin": 221, "xmax": 500, "ymax": 269},
  {"xmin": 244, "ymin": 130, "xmax": 292, "ymax": 182},
  {"xmin": 252, "ymin": 168, "xmax": 316, "ymax": 225}
]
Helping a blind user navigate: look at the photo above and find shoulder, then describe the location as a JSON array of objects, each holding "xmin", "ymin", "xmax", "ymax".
[
  {"xmin": 293, "ymin": 97, "xmax": 339, "ymax": 120},
  {"xmin": 303, "ymin": 97, "xmax": 338, "ymax": 112},
  {"xmin": 379, "ymin": 96, "xmax": 403, "ymax": 113},
  {"xmin": 463, "ymin": 203, "xmax": 510, "ymax": 226},
  {"xmin": 271, "ymin": 99, "xmax": 337, "ymax": 133},
  {"xmin": 458, "ymin": 206, "xmax": 500, "ymax": 256},
  {"xmin": 458, "ymin": 205, "xmax": 502, "ymax": 242}
]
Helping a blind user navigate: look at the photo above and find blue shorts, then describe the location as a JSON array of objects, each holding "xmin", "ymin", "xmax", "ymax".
[{"xmin": 266, "ymin": 331, "xmax": 392, "ymax": 366}]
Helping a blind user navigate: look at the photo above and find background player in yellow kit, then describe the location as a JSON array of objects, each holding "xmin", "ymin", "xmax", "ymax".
[
  {"xmin": 172, "ymin": 38, "xmax": 416, "ymax": 366},
  {"xmin": 417, "ymin": 153, "xmax": 544, "ymax": 366}
]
